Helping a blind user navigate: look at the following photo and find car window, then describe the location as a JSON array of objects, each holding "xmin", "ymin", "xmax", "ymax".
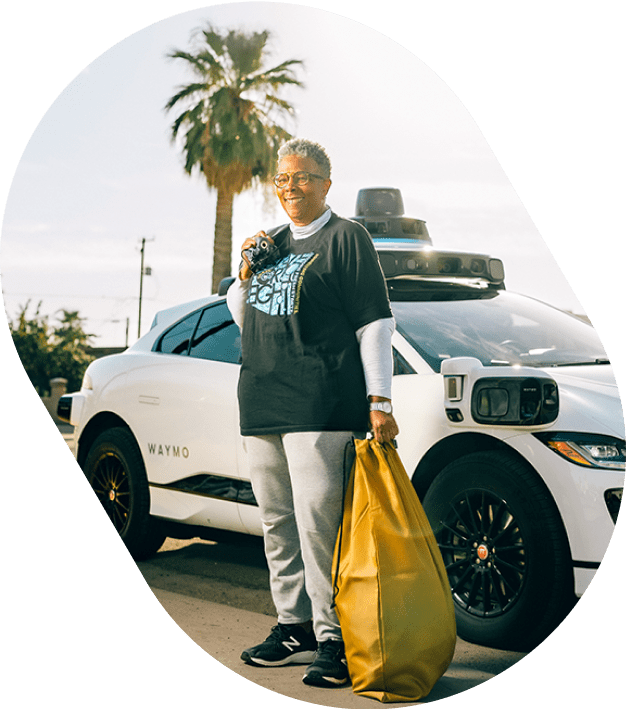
[
  {"xmin": 155, "ymin": 310, "xmax": 201, "ymax": 355},
  {"xmin": 393, "ymin": 347, "xmax": 416, "ymax": 375},
  {"xmin": 393, "ymin": 290, "xmax": 607, "ymax": 373},
  {"xmin": 188, "ymin": 303, "xmax": 241, "ymax": 364}
]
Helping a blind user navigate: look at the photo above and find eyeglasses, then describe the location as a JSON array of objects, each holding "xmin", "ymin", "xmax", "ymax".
[{"xmin": 273, "ymin": 171, "xmax": 326, "ymax": 188}]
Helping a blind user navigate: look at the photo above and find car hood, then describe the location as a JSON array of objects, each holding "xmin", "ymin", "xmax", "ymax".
[{"xmin": 544, "ymin": 365, "xmax": 625, "ymax": 438}]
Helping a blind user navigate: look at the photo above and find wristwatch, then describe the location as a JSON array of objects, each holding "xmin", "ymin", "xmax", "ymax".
[{"xmin": 369, "ymin": 401, "xmax": 393, "ymax": 414}]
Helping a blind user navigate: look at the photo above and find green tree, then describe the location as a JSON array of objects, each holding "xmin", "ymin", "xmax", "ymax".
[
  {"xmin": 8, "ymin": 302, "xmax": 52, "ymax": 395},
  {"xmin": 165, "ymin": 25, "xmax": 304, "ymax": 293},
  {"xmin": 8, "ymin": 303, "xmax": 95, "ymax": 395},
  {"xmin": 49, "ymin": 309, "xmax": 96, "ymax": 392}
]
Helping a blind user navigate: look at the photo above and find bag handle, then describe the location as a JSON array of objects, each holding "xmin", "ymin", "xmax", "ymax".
[{"xmin": 331, "ymin": 436, "xmax": 356, "ymax": 608}]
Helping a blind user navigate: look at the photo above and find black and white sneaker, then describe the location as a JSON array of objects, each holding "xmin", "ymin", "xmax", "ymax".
[
  {"xmin": 241, "ymin": 624, "xmax": 317, "ymax": 667},
  {"xmin": 302, "ymin": 639, "xmax": 350, "ymax": 687}
]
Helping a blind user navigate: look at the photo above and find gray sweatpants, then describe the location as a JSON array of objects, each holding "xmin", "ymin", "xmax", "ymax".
[{"xmin": 243, "ymin": 431, "xmax": 358, "ymax": 642}]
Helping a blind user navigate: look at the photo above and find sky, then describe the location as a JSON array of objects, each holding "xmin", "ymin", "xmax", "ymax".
[{"xmin": 0, "ymin": 0, "xmax": 602, "ymax": 347}]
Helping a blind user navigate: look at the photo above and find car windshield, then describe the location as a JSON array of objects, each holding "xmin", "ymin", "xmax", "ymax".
[{"xmin": 392, "ymin": 288, "xmax": 608, "ymax": 373}]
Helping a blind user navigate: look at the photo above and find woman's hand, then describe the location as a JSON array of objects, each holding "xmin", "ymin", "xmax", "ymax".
[{"xmin": 369, "ymin": 410, "xmax": 399, "ymax": 445}]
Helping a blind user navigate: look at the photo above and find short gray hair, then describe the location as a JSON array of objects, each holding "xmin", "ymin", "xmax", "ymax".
[{"xmin": 278, "ymin": 138, "xmax": 332, "ymax": 179}]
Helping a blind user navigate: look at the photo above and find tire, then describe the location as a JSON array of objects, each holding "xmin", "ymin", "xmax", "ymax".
[
  {"xmin": 422, "ymin": 450, "xmax": 574, "ymax": 651},
  {"xmin": 83, "ymin": 427, "xmax": 166, "ymax": 560}
]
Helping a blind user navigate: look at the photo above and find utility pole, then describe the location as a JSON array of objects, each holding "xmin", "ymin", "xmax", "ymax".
[{"xmin": 138, "ymin": 237, "xmax": 154, "ymax": 339}]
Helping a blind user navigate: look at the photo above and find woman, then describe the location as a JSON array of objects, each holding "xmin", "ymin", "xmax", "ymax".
[{"xmin": 227, "ymin": 138, "xmax": 398, "ymax": 688}]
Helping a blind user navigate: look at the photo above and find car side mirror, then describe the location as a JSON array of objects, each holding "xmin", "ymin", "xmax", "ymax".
[{"xmin": 218, "ymin": 277, "xmax": 236, "ymax": 296}]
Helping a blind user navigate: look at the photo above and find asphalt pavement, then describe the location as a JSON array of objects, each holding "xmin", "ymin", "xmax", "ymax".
[
  {"xmin": 149, "ymin": 587, "xmax": 518, "ymax": 708},
  {"xmin": 138, "ymin": 537, "xmax": 526, "ymax": 708}
]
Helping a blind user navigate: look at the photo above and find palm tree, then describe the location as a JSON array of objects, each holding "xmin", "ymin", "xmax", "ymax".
[{"xmin": 165, "ymin": 25, "xmax": 304, "ymax": 293}]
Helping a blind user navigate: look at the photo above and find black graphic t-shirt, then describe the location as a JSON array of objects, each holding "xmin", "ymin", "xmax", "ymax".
[{"xmin": 238, "ymin": 212, "xmax": 392, "ymax": 435}]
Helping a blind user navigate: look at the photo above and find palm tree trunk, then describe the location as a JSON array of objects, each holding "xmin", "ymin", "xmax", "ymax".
[{"xmin": 212, "ymin": 187, "xmax": 234, "ymax": 294}]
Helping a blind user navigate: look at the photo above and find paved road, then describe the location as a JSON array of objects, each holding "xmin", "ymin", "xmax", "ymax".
[{"xmin": 137, "ymin": 537, "xmax": 526, "ymax": 708}]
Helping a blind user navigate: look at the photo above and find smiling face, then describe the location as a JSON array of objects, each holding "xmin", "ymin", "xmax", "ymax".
[{"xmin": 275, "ymin": 155, "xmax": 332, "ymax": 226}]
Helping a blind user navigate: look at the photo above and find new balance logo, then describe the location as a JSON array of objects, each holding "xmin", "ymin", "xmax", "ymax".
[{"xmin": 282, "ymin": 636, "xmax": 302, "ymax": 652}]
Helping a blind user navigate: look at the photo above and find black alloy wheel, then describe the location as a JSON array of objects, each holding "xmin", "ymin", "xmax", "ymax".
[
  {"xmin": 423, "ymin": 449, "xmax": 575, "ymax": 651},
  {"xmin": 438, "ymin": 488, "xmax": 527, "ymax": 619},
  {"xmin": 84, "ymin": 427, "xmax": 166, "ymax": 560},
  {"xmin": 89, "ymin": 446, "xmax": 131, "ymax": 534}
]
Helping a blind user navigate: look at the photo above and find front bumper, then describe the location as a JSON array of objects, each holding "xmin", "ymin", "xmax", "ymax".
[{"xmin": 505, "ymin": 433, "xmax": 623, "ymax": 596}]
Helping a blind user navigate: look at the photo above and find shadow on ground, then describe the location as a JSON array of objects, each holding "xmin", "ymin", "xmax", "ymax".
[{"xmin": 137, "ymin": 537, "xmax": 527, "ymax": 707}]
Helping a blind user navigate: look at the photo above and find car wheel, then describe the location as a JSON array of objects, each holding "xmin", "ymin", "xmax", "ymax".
[
  {"xmin": 422, "ymin": 449, "xmax": 574, "ymax": 651},
  {"xmin": 84, "ymin": 427, "xmax": 166, "ymax": 560}
]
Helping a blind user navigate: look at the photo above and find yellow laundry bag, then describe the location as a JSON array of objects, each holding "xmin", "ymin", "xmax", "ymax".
[{"xmin": 333, "ymin": 439, "xmax": 456, "ymax": 702}]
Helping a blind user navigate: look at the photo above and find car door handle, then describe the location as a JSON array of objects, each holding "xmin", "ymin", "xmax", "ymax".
[{"xmin": 138, "ymin": 395, "xmax": 160, "ymax": 405}]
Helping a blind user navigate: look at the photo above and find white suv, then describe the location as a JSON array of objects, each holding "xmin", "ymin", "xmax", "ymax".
[{"xmin": 58, "ymin": 239, "xmax": 624, "ymax": 652}]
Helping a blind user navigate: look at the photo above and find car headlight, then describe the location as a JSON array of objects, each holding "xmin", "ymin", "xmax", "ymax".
[{"xmin": 534, "ymin": 432, "xmax": 626, "ymax": 470}]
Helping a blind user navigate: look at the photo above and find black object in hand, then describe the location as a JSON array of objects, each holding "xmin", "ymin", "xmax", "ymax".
[{"xmin": 242, "ymin": 235, "xmax": 280, "ymax": 274}]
